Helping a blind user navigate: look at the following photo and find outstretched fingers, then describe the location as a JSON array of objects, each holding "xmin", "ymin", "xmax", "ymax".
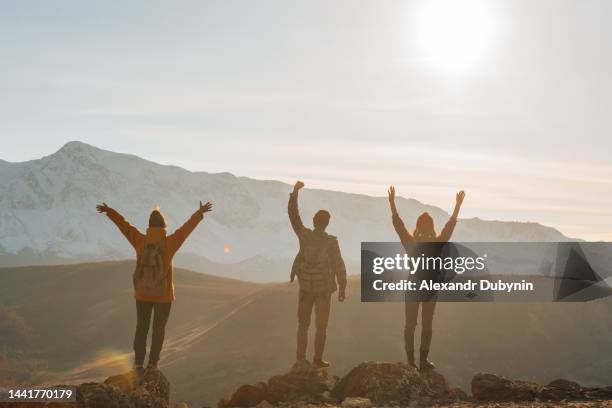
[
  {"xmin": 96, "ymin": 202, "xmax": 109, "ymax": 213},
  {"xmin": 200, "ymin": 201, "xmax": 213, "ymax": 213}
]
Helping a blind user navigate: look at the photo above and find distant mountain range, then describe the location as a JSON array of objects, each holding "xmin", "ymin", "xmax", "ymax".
[{"xmin": 0, "ymin": 141, "xmax": 571, "ymax": 281}]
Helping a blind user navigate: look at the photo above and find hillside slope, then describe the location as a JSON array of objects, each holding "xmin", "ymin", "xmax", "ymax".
[
  {"xmin": 0, "ymin": 261, "xmax": 262, "ymax": 385},
  {"xmin": 164, "ymin": 278, "xmax": 612, "ymax": 406},
  {"xmin": 2, "ymin": 262, "xmax": 611, "ymax": 407}
]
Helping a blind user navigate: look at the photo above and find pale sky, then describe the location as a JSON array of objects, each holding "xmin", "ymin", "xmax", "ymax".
[{"xmin": 1, "ymin": 0, "xmax": 612, "ymax": 240}]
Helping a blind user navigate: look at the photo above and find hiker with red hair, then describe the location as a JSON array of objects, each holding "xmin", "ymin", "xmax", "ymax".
[{"xmin": 387, "ymin": 186, "xmax": 465, "ymax": 371}]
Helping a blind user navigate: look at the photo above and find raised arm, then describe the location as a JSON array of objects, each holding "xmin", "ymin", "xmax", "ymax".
[
  {"xmin": 388, "ymin": 186, "xmax": 414, "ymax": 245},
  {"xmin": 167, "ymin": 201, "xmax": 212, "ymax": 255},
  {"xmin": 288, "ymin": 181, "xmax": 308, "ymax": 239},
  {"xmin": 97, "ymin": 203, "xmax": 144, "ymax": 250},
  {"xmin": 438, "ymin": 190, "xmax": 465, "ymax": 242}
]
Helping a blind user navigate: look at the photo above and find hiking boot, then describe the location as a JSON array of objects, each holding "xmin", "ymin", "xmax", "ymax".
[
  {"xmin": 419, "ymin": 359, "xmax": 435, "ymax": 371},
  {"xmin": 419, "ymin": 350, "xmax": 435, "ymax": 372},
  {"xmin": 313, "ymin": 359, "xmax": 331, "ymax": 368},
  {"xmin": 146, "ymin": 362, "xmax": 159, "ymax": 371}
]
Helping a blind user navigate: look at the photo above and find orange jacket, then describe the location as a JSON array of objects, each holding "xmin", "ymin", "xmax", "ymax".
[{"xmin": 106, "ymin": 208, "xmax": 204, "ymax": 302}]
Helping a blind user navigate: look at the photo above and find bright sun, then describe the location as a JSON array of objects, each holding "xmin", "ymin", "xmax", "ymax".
[{"xmin": 414, "ymin": 0, "xmax": 496, "ymax": 74}]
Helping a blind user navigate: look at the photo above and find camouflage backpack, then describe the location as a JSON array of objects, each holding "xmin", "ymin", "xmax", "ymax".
[
  {"xmin": 294, "ymin": 232, "xmax": 333, "ymax": 293},
  {"xmin": 133, "ymin": 240, "xmax": 168, "ymax": 297}
]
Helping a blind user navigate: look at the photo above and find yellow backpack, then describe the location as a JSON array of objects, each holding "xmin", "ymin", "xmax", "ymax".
[{"xmin": 133, "ymin": 241, "xmax": 168, "ymax": 296}]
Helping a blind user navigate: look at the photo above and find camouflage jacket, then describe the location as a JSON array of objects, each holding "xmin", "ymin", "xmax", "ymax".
[{"xmin": 288, "ymin": 192, "xmax": 347, "ymax": 294}]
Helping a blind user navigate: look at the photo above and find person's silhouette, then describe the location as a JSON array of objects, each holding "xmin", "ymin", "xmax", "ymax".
[
  {"xmin": 387, "ymin": 186, "xmax": 465, "ymax": 371},
  {"xmin": 97, "ymin": 201, "xmax": 212, "ymax": 374},
  {"xmin": 288, "ymin": 181, "xmax": 347, "ymax": 368}
]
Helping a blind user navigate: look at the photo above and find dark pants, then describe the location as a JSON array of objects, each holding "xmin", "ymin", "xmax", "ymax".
[
  {"xmin": 134, "ymin": 300, "xmax": 172, "ymax": 366},
  {"xmin": 296, "ymin": 290, "xmax": 332, "ymax": 361},
  {"xmin": 404, "ymin": 301, "xmax": 436, "ymax": 354}
]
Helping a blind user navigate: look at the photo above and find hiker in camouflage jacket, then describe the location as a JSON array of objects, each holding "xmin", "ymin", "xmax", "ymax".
[{"xmin": 288, "ymin": 181, "xmax": 347, "ymax": 369}]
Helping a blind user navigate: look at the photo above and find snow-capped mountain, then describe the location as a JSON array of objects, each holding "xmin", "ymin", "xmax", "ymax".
[{"xmin": 0, "ymin": 142, "xmax": 570, "ymax": 278}]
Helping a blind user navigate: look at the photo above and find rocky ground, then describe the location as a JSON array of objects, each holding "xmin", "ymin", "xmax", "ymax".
[
  {"xmin": 271, "ymin": 401, "xmax": 612, "ymax": 407},
  {"xmin": 219, "ymin": 361, "xmax": 612, "ymax": 408},
  {"xmin": 2, "ymin": 361, "xmax": 611, "ymax": 408},
  {"xmin": 0, "ymin": 369, "xmax": 169, "ymax": 408}
]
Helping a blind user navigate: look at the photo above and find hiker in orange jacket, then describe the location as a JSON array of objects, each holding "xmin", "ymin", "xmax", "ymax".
[{"xmin": 97, "ymin": 201, "xmax": 212, "ymax": 373}]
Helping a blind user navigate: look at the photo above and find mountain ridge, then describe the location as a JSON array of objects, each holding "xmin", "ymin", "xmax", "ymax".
[{"xmin": 0, "ymin": 141, "xmax": 572, "ymax": 281}]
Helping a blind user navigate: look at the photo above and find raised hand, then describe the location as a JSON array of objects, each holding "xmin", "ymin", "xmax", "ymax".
[
  {"xmin": 388, "ymin": 186, "xmax": 399, "ymax": 215},
  {"xmin": 387, "ymin": 186, "xmax": 396, "ymax": 203},
  {"xmin": 96, "ymin": 202, "xmax": 110, "ymax": 214},
  {"xmin": 456, "ymin": 190, "xmax": 466, "ymax": 206},
  {"xmin": 293, "ymin": 181, "xmax": 305, "ymax": 193},
  {"xmin": 199, "ymin": 201, "xmax": 213, "ymax": 214},
  {"xmin": 450, "ymin": 190, "xmax": 466, "ymax": 219}
]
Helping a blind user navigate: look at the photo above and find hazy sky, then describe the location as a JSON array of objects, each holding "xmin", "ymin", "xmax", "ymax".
[{"xmin": 2, "ymin": 0, "xmax": 612, "ymax": 240}]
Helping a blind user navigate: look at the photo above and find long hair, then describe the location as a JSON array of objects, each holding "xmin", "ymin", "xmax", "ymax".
[{"xmin": 414, "ymin": 212, "xmax": 436, "ymax": 242}]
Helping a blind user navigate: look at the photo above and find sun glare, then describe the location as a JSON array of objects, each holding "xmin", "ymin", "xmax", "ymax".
[{"xmin": 414, "ymin": 0, "xmax": 496, "ymax": 74}]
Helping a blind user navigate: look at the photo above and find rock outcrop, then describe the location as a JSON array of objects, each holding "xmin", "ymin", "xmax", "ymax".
[
  {"xmin": 102, "ymin": 369, "xmax": 170, "ymax": 407},
  {"xmin": 221, "ymin": 363, "xmax": 612, "ymax": 407},
  {"xmin": 0, "ymin": 369, "xmax": 170, "ymax": 408},
  {"xmin": 472, "ymin": 373, "xmax": 612, "ymax": 403},
  {"xmin": 4, "ymin": 364, "xmax": 612, "ymax": 408},
  {"xmin": 219, "ymin": 361, "xmax": 337, "ymax": 407},
  {"xmin": 220, "ymin": 361, "xmax": 466, "ymax": 408},
  {"xmin": 331, "ymin": 361, "xmax": 462, "ymax": 405},
  {"xmin": 471, "ymin": 373, "xmax": 540, "ymax": 402},
  {"xmin": 538, "ymin": 378, "xmax": 585, "ymax": 401}
]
